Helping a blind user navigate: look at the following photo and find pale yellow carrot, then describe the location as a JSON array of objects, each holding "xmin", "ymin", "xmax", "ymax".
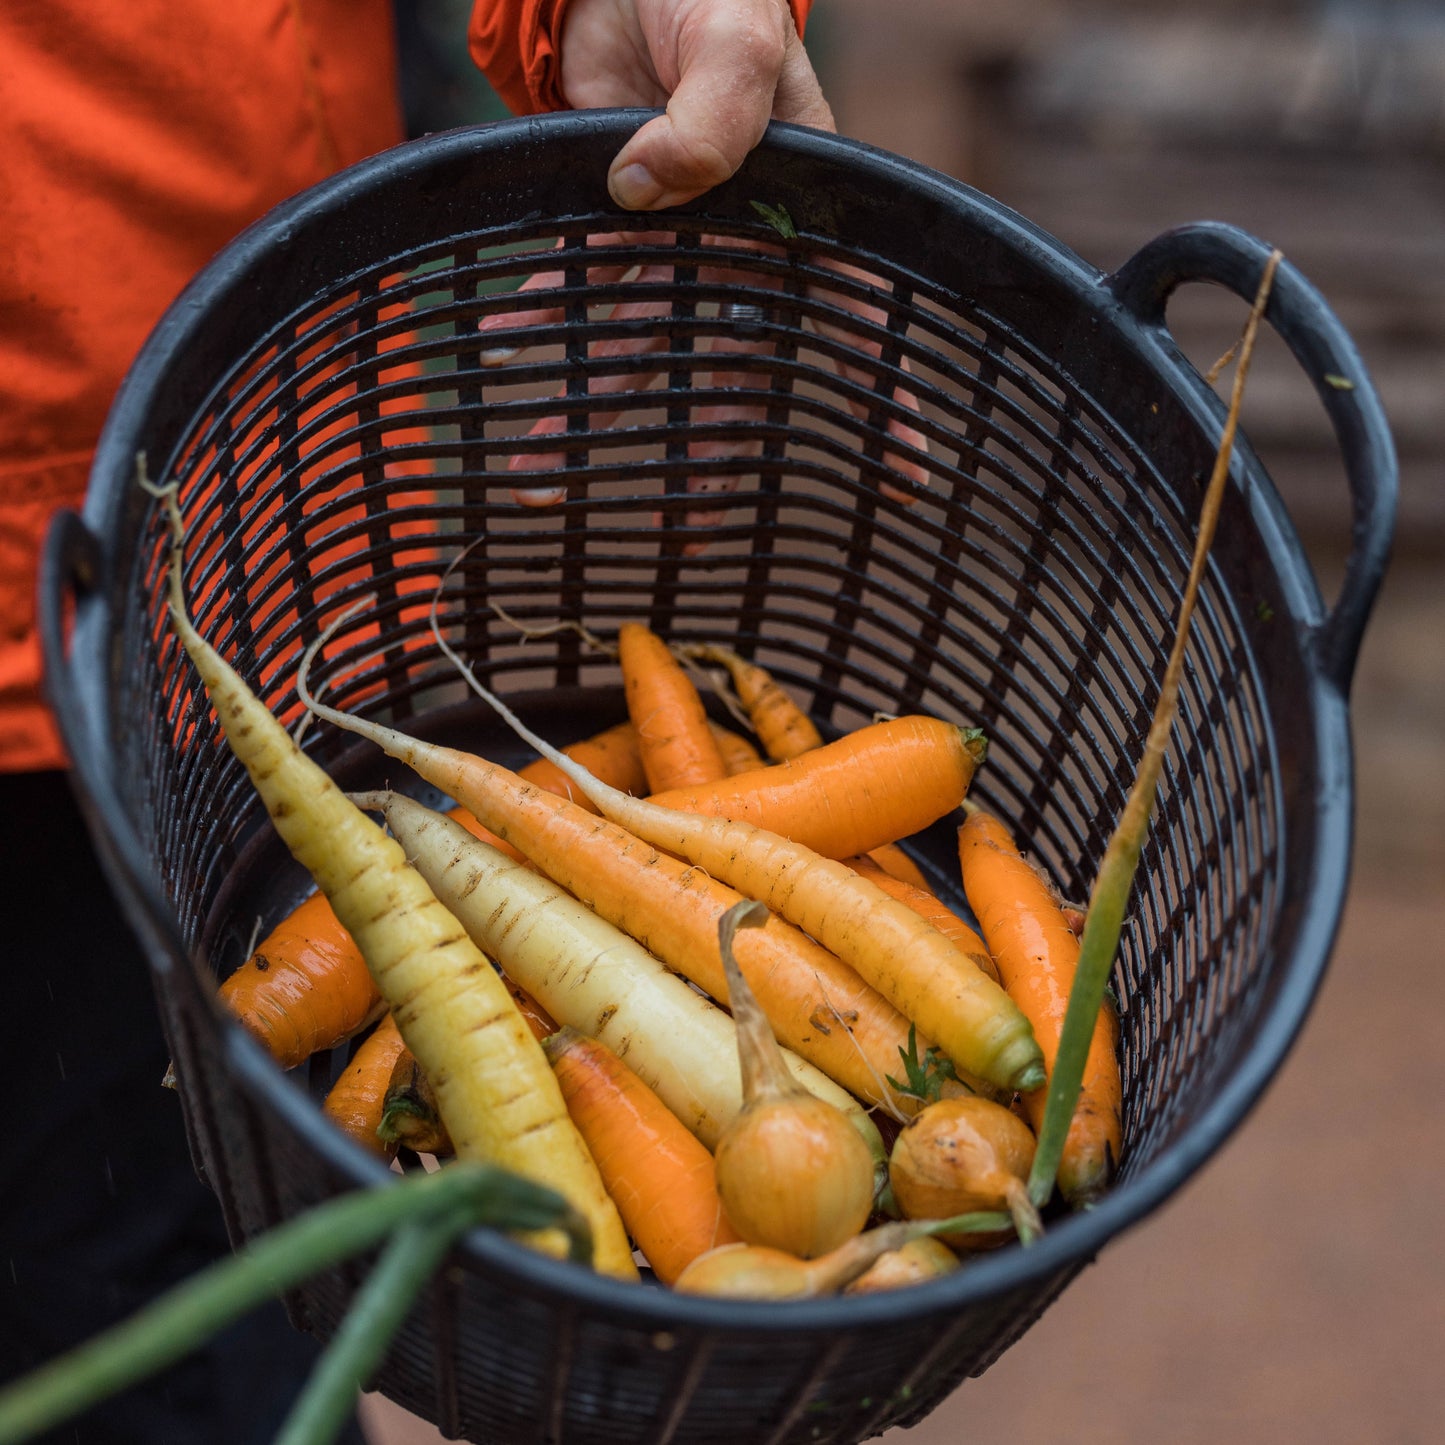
[{"xmin": 142, "ymin": 478, "xmax": 636, "ymax": 1279}]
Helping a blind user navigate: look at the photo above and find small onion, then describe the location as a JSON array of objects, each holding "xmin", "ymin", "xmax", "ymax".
[
  {"xmin": 844, "ymin": 1236, "xmax": 961, "ymax": 1295},
  {"xmin": 712, "ymin": 902, "xmax": 876, "ymax": 1258},
  {"xmin": 889, "ymin": 1095, "xmax": 1041, "ymax": 1246},
  {"xmin": 676, "ymin": 1213, "xmax": 1007, "ymax": 1300}
]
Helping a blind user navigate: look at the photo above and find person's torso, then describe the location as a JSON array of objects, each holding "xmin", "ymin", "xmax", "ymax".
[{"xmin": 0, "ymin": 0, "xmax": 405, "ymax": 769}]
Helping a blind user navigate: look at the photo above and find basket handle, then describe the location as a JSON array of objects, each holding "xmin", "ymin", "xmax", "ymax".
[
  {"xmin": 38, "ymin": 509, "xmax": 170, "ymax": 931},
  {"xmin": 1106, "ymin": 221, "xmax": 1397, "ymax": 694},
  {"xmin": 39, "ymin": 508, "xmax": 108, "ymax": 764}
]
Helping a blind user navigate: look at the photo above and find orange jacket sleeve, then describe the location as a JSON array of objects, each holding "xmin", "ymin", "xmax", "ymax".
[{"xmin": 470, "ymin": 0, "xmax": 815, "ymax": 117}]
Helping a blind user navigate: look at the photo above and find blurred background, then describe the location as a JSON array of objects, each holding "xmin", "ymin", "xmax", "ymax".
[{"xmin": 366, "ymin": 2, "xmax": 1445, "ymax": 1441}]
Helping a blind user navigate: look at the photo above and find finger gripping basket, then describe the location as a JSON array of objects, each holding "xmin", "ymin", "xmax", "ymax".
[{"xmin": 42, "ymin": 114, "xmax": 1394, "ymax": 1444}]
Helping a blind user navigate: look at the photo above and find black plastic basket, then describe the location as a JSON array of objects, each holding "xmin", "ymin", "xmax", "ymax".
[{"xmin": 40, "ymin": 113, "xmax": 1394, "ymax": 1444}]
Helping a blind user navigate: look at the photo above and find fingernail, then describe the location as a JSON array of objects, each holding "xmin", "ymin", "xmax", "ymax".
[
  {"xmin": 512, "ymin": 485, "xmax": 567, "ymax": 507},
  {"xmin": 480, "ymin": 346, "xmax": 519, "ymax": 367},
  {"xmin": 609, "ymin": 163, "xmax": 664, "ymax": 211}
]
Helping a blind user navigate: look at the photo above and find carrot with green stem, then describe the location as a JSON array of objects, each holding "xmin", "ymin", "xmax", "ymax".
[
  {"xmin": 1021, "ymin": 249, "xmax": 1283, "ymax": 1210},
  {"xmin": 138, "ymin": 471, "xmax": 636, "ymax": 1280},
  {"xmin": 349, "ymin": 789, "xmax": 886, "ymax": 1156},
  {"xmin": 379, "ymin": 1047, "xmax": 454, "ymax": 1157},
  {"xmin": 544, "ymin": 1027, "xmax": 741, "ymax": 1285},
  {"xmin": 394, "ymin": 636, "xmax": 1043, "ymax": 1096},
  {"xmin": 838, "ymin": 856, "xmax": 1005, "ymax": 1102}
]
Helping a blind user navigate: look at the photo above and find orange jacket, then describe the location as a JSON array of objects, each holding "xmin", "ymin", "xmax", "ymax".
[
  {"xmin": 1, "ymin": 0, "xmax": 814, "ymax": 772},
  {"xmin": 0, "ymin": 1, "xmax": 405, "ymax": 771},
  {"xmin": 470, "ymin": 0, "xmax": 814, "ymax": 115}
]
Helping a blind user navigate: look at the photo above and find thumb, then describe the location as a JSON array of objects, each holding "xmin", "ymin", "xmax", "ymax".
[{"xmin": 608, "ymin": 7, "xmax": 831, "ymax": 210}]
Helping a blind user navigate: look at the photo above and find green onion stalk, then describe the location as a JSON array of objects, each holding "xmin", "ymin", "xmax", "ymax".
[
  {"xmin": 1027, "ymin": 250, "xmax": 1284, "ymax": 1210},
  {"xmin": 0, "ymin": 1162, "xmax": 591, "ymax": 1445}
]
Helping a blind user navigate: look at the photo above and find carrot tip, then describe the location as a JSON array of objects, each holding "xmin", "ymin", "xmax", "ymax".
[{"xmin": 1061, "ymin": 1154, "xmax": 1117, "ymax": 1210}]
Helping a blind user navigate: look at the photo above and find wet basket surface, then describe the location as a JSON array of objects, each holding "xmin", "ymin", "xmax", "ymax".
[{"xmin": 41, "ymin": 113, "xmax": 1394, "ymax": 1444}]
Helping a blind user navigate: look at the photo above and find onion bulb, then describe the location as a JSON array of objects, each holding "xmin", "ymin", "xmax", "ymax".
[
  {"xmin": 888, "ymin": 1096, "xmax": 1042, "ymax": 1245},
  {"xmin": 844, "ymin": 1236, "xmax": 960, "ymax": 1295},
  {"xmin": 712, "ymin": 901, "xmax": 876, "ymax": 1258},
  {"xmin": 676, "ymin": 1212, "xmax": 1006, "ymax": 1299}
]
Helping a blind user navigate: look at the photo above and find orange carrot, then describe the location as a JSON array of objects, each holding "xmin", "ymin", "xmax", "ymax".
[
  {"xmin": 498, "ymin": 718, "xmax": 647, "ymax": 811},
  {"xmin": 544, "ymin": 1027, "xmax": 741, "ymax": 1285},
  {"xmin": 379, "ymin": 1046, "xmax": 453, "ymax": 1157},
  {"xmin": 620, "ymin": 621, "xmax": 729, "ymax": 792},
  {"xmin": 691, "ymin": 660, "xmax": 936, "ymax": 878},
  {"xmin": 685, "ymin": 656, "xmax": 938, "ymax": 876},
  {"xmin": 449, "ymin": 719, "xmax": 647, "ymax": 857},
  {"xmin": 692, "ymin": 666, "xmax": 936, "ymax": 881},
  {"xmin": 476, "ymin": 708, "xmax": 1039, "ymax": 1093},
  {"xmin": 1019, "ymin": 852, "xmax": 1089, "ymax": 938},
  {"xmin": 956, "ymin": 809, "xmax": 1122, "ymax": 1206},
  {"xmin": 683, "ymin": 643, "xmax": 823, "ymax": 761},
  {"xmin": 320, "ymin": 1013, "xmax": 409, "ymax": 1158},
  {"xmin": 353, "ymin": 789, "xmax": 877, "ymax": 1155},
  {"xmin": 505, "ymin": 979, "xmax": 557, "ymax": 1041},
  {"xmin": 644, "ymin": 715, "xmax": 988, "ymax": 860},
  {"xmin": 866, "ymin": 843, "xmax": 932, "ymax": 892},
  {"xmin": 218, "ymin": 891, "xmax": 384, "ymax": 1070},
  {"xmin": 297, "ymin": 697, "xmax": 919, "ymax": 1117},
  {"xmin": 845, "ymin": 854, "xmax": 1000, "ymax": 985},
  {"xmin": 709, "ymin": 723, "xmax": 767, "ymax": 776}
]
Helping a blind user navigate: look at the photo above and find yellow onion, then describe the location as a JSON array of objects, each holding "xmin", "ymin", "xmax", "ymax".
[
  {"xmin": 844, "ymin": 1236, "xmax": 961, "ymax": 1295},
  {"xmin": 888, "ymin": 1095, "xmax": 1041, "ymax": 1245},
  {"xmin": 712, "ymin": 902, "xmax": 876, "ymax": 1258},
  {"xmin": 675, "ymin": 1212, "xmax": 1005, "ymax": 1299}
]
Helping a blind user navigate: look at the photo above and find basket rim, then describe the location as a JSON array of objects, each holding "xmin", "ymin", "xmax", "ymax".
[{"xmin": 66, "ymin": 112, "xmax": 1370, "ymax": 1334}]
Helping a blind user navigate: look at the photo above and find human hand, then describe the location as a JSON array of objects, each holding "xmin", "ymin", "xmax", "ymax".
[
  {"xmin": 556, "ymin": 0, "xmax": 835, "ymax": 210},
  {"xmin": 476, "ymin": 0, "xmax": 930, "ymax": 535}
]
